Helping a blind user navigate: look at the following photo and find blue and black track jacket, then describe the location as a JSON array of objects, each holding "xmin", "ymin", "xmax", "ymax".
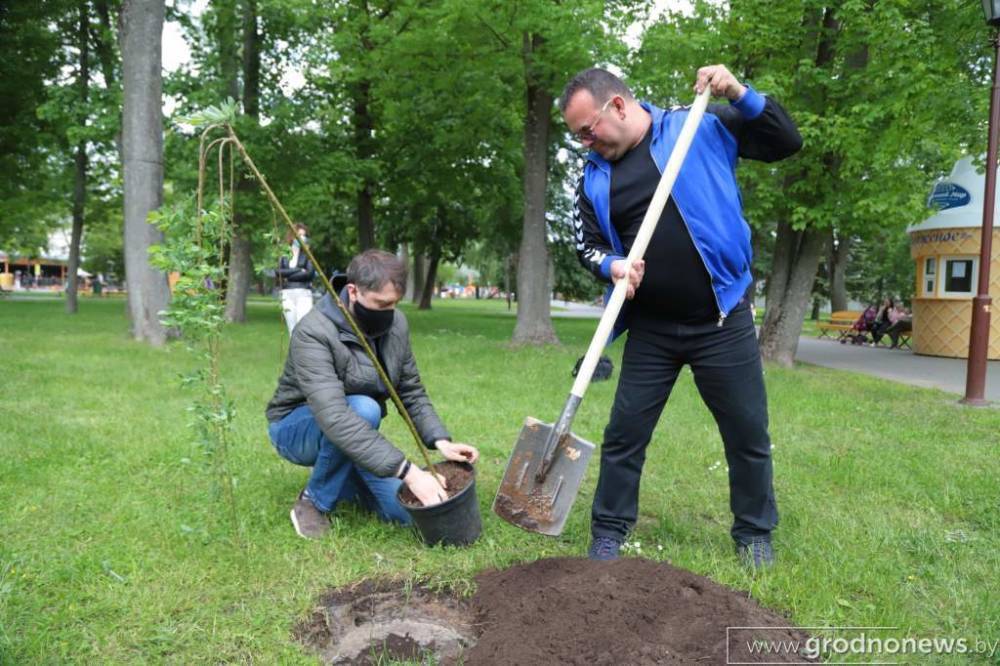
[{"xmin": 573, "ymin": 86, "xmax": 802, "ymax": 336}]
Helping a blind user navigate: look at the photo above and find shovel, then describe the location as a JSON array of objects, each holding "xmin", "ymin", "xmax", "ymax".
[{"xmin": 492, "ymin": 87, "xmax": 712, "ymax": 536}]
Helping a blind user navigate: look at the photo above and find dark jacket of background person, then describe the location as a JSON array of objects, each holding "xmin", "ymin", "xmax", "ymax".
[
  {"xmin": 265, "ymin": 293, "xmax": 449, "ymax": 477},
  {"xmin": 277, "ymin": 253, "xmax": 316, "ymax": 290}
]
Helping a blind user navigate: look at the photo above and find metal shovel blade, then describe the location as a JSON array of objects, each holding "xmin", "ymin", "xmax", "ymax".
[{"xmin": 492, "ymin": 416, "xmax": 596, "ymax": 536}]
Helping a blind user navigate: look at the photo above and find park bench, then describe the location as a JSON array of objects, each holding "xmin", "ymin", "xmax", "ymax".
[
  {"xmin": 817, "ymin": 310, "xmax": 861, "ymax": 342},
  {"xmin": 873, "ymin": 325, "xmax": 913, "ymax": 350}
]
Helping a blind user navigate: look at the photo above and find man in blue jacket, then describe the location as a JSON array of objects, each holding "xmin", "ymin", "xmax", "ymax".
[{"xmin": 560, "ymin": 65, "xmax": 802, "ymax": 568}]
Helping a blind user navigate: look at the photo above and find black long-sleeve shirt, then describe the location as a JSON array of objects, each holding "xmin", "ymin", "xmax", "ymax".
[
  {"xmin": 278, "ymin": 251, "xmax": 316, "ymax": 290},
  {"xmin": 574, "ymin": 96, "xmax": 801, "ymax": 326}
]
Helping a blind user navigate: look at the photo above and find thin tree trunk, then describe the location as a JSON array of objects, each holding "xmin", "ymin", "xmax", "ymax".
[
  {"xmin": 512, "ymin": 32, "xmax": 558, "ymax": 345},
  {"xmin": 829, "ymin": 229, "xmax": 849, "ymax": 311},
  {"xmin": 67, "ymin": 1, "xmax": 90, "ymax": 315},
  {"xmin": 67, "ymin": 143, "xmax": 87, "ymax": 314},
  {"xmin": 224, "ymin": 0, "xmax": 260, "ymax": 323},
  {"xmin": 411, "ymin": 250, "xmax": 425, "ymax": 305},
  {"xmin": 354, "ymin": 80, "xmax": 376, "ymax": 251},
  {"xmin": 418, "ymin": 249, "xmax": 440, "ymax": 310},
  {"xmin": 121, "ymin": 0, "xmax": 170, "ymax": 345},
  {"xmin": 400, "ymin": 242, "xmax": 413, "ymax": 300},
  {"xmin": 93, "ymin": 0, "xmax": 122, "ymax": 156},
  {"xmin": 215, "ymin": 0, "xmax": 240, "ymax": 101},
  {"xmin": 747, "ymin": 223, "xmax": 762, "ymax": 309},
  {"xmin": 505, "ymin": 253, "xmax": 512, "ymax": 311}
]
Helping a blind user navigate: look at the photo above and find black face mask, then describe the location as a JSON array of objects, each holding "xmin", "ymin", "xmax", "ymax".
[{"xmin": 352, "ymin": 299, "xmax": 395, "ymax": 338}]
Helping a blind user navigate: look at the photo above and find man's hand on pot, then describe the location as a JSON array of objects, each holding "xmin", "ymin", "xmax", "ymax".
[
  {"xmin": 436, "ymin": 440, "xmax": 479, "ymax": 464},
  {"xmin": 404, "ymin": 465, "xmax": 448, "ymax": 506},
  {"xmin": 610, "ymin": 259, "xmax": 645, "ymax": 300},
  {"xmin": 694, "ymin": 64, "xmax": 746, "ymax": 101}
]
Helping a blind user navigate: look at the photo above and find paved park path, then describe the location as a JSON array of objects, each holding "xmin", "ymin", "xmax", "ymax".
[
  {"xmin": 793, "ymin": 336, "xmax": 999, "ymax": 402},
  {"xmin": 549, "ymin": 300, "xmax": 999, "ymax": 402}
]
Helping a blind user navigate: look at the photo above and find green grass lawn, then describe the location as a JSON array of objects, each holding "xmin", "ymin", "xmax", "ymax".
[{"xmin": 1, "ymin": 298, "xmax": 997, "ymax": 663}]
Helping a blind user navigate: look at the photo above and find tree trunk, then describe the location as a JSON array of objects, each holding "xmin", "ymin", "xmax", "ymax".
[
  {"xmin": 758, "ymin": 4, "xmax": 849, "ymax": 366},
  {"xmin": 224, "ymin": 234, "xmax": 253, "ymax": 321},
  {"xmin": 121, "ymin": 0, "xmax": 170, "ymax": 345},
  {"xmin": 411, "ymin": 250, "xmax": 425, "ymax": 305},
  {"xmin": 758, "ymin": 223, "xmax": 826, "ymax": 366},
  {"xmin": 829, "ymin": 229, "xmax": 849, "ymax": 311},
  {"xmin": 512, "ymin": 32, "xmax": 558, "ymax": 345},
  {"xmin": 353, "ymin": 79, "xmax": 376, "ymax": 251},
  {"xmin": 418, "ymin": 249, "xmax": 439, "ymax": 310},
  {"xmin": 505, "ymin": 253, "xmax": 512, "ymax": 311},
  {"xmin": 224, "ymin": 0, "xmax": 261, "ymax": 323},
  {"xmin": 215, "ymin": 0, "xmax": 240, "ymax": 101},
  {"xmin": 400, "ymin": 242, "xmax": 413, "ymax": 299},
  {"xmin": 67, "ymin": 143, "xmax": 87, "ymax": 314},
  {"xmin": 93, "ymin": 0, "xmax": 123, "ymax": 156},
  {"xmin": 67, "ymin": 1, "xmax": 90, "ymax": 315}
]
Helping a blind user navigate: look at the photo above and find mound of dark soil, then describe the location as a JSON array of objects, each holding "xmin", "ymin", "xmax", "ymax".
[
  {"xmin": 466, "ymin": 557, "xmax": 813, "ymax": 664},
  {"xmin": 297, "ymin": 557, "xmax": 815, "ymax": 664}
]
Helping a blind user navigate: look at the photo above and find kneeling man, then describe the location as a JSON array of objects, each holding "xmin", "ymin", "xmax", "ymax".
[{"xmin": 266, "ymin": 249, "xmax": 478, "ymax": 539}]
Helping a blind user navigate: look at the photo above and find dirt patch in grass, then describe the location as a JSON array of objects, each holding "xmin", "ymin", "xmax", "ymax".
[
  {"xmin": 294, "ymin": 579, "xmax": 476, "ymax": 665},
  {"xmin": 297, "ymin": 558, "xmax": 815, "ymax": 664}
]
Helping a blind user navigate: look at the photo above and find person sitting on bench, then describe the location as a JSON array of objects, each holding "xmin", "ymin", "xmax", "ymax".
[{"xmin": 883, "ymin": 302, "xmax": 912, "ymax": 349}]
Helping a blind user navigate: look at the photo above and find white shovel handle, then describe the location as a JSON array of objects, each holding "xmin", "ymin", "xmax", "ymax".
[{"xmin": 570, "ymin": 87, "xmax": 711, "ymax": 399}]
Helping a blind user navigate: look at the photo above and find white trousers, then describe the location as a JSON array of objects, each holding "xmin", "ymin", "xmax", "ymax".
[{"xmin": 281, "ymin": 288, "xmax": 314, "ymax": 334}]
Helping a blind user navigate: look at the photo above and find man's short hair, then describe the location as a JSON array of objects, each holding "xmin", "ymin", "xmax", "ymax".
[
  {"xmin": 557, "ymin": 68, "xmax": 634, "ymax": 112},
  {"xmin": 347, "ymin": 249, "xmax": 407, "ymax": 294}
]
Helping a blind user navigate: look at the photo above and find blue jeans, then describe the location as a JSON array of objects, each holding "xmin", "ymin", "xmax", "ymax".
[{"xmin": 267, "ymin": 396, "xmax": 411, "ymax": 524}]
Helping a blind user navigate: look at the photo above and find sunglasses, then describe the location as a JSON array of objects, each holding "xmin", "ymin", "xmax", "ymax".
[{"xmin": 571, "ymin": 98, "xmax": 614, "ymax": 142}]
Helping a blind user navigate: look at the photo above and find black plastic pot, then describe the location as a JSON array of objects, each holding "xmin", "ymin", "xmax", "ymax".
[{"xmin": 398, "ymin": 462, "xmax": 482, "ymax": 547}]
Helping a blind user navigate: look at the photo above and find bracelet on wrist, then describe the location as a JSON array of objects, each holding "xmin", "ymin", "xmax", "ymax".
[{"xmin": 398, "ymin": 460, "xmax": 412, "ymax": 480}]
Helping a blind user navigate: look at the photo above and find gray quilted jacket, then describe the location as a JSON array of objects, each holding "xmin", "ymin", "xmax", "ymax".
[{"xmin": 265, "ymin": 293, "xmax": 449, "ymax": 477}]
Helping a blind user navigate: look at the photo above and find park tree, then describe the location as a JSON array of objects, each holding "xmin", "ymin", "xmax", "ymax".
[
  {"xmin": 54, "ymin": 0, "xmax": 121, "ymax": 313},
  {"xmin": 296, "ymin": 0, "xmax": 403, "ymax": 253},
  {"xmin": 0, "ymin": 0, "xmax": 66, "ymax": 254},
  {"xmin": 213, "ymin": 0, "xmax": 263, "ymax": 322},
  {"xmin": 632, "ymin": 0, "xmax": 989, "ymax": 366},
  {"xmin": 373, "ymin": 0, "xmax": 521, "ymax": 309},
  {"xmin": 122, "ymin": 0, "xmax": 171, "ymax": 344},
  {"xmin": 1, "ymin": 0, "xmax": 121, "ymax": 311},
  {"xmin": 423, "ymin": 0, "xmax": 635, "ymax": 344},
  {"xmin": 164, "ymin": 0, "xmax": 345, "ymax": 304}
]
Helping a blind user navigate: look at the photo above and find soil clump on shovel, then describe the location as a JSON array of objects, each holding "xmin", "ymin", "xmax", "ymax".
[
  {"xmin": 296, "ymin": 557, "xmax": 814, "ymax": 664},
  {"xmin": 398, "ymin": 461, "xmax": 473, "ymax": 506}
]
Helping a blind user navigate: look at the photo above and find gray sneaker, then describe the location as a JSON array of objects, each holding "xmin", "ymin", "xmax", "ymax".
[
  {"xmin": 588, "ymin": 536, "xmax": 622, "ymax": 561},
  {"xmin": 736, "ymin": 537, "xmax": 774, "ymax": 570},
  {"xmin": 290, "ymin": 490, "xmax": 329, "ymax": 539}
]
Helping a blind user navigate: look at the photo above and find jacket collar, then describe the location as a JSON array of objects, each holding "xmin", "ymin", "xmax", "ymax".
[
  {"xmin": 585, "ymin": 100, "xmax": 665, "ymax": 172},
  {"xmin": 317, "ymin": 290, "xmax": 360, "ymax": 344}
]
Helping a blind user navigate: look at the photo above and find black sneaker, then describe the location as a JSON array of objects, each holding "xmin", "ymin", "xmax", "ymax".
[
  {"xmin": 736, "ymin": 537, "xmax": 774, "ymax": 570},
  {"xmin": 588, "ymin": 536, "xmax": 622, "ymax": 561},
  {"xmin": 290, "ymin": 490, "xmax": 329, "ymax": 539}
]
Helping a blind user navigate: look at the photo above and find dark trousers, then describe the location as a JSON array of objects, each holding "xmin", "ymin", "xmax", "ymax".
[{"xmin": 591, "ymin": 303, "xmax": 778, "ymax": 544}]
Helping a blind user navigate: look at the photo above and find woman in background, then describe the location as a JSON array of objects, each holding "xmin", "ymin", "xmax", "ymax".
[{"xmin": 278, "ymin": 223, "xmax": 316, "ymax": 333}]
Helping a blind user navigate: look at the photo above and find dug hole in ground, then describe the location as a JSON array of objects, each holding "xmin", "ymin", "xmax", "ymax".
[{"xmin": 296, "ymin": 556, "xmax": 814, "ymax": 664}]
